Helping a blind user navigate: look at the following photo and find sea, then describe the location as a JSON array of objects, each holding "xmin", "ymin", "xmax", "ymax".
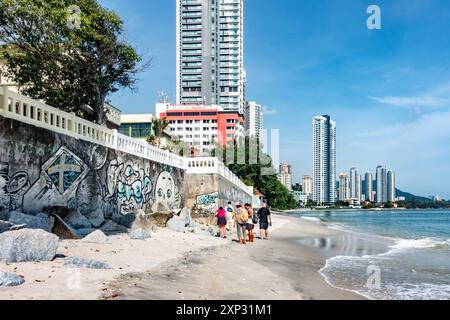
[{"xmin": 292, "ymin": 209, "xmax": 450, "ymax": 300}]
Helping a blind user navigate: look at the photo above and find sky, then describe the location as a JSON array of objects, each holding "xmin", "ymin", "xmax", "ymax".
[{"xmin": 99, "ymin": 0, "xmax": 450, "ymax": 199}]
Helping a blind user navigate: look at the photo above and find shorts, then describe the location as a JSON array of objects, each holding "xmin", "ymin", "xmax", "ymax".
[
  {"xmin": 217, "ymin": 217, "xmax": 228, "ymax": 226},
  {"xmin": 260, "ymin": 222, "xmax": 269, "ymax": 230},
  {"xmin": 246, "ymin": 223, "xmax": 254, "ymax": 231}
]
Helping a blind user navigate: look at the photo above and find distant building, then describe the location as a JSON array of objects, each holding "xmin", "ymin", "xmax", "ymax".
[
  {"xmin": 313, "ymin": 115, "xmax": 336, "ymax": 205},
  {"xmin": 365, "ymin": 172, "xmax": 374, "ymax": 202},
  {"xmin": 245, "ymin": 101, "xmax": 264, "ymax": 141},
  {"xmin": 350, "ymin": 168, "xmax": 362, "ymax": 203},
  {"xmin": 302, "ymin": 175, "xmax": 313, "ymax": 198},
  {"xmin": 338, "ymin": 173, "xmax": 350, "ymax": 201},
  {"xmin": 292, "ymin": 191, "xmax": 309, "ymax": 205},
  {"xmin": 119, "ymin": 114, "xmax": 153, "ymax": 139},
  {"xmin": 387, "ymin": 171, "xmax": 396, "ymax": 203},
  {"xmin": 376, "ymin": 166, "xmax": 388, "ymax": 204},
  {"xmin": 432, "ymin": 195, "xmax": 441, "ymax": 202},
  {"xmin": 156, "ymin": 103, "xmax": 245, "ymax": 153},
  {"xmin": 278, "ymin": 163, "xmax": 293, "ymax": 192}
]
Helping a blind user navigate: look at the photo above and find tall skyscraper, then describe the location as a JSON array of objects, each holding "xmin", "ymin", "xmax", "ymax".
[
  {"xmin": 245, "ymin": 101, "xmax": 264, "ymax": 140},
  {"xmin": 278, "ymin": 163, "xmax": 293, "ymax": 192},
  {"xmin": 313, "ymin": 115, "xmax": 336, "ymax": 205},
  {"xmin": 376, "ymin": 165, "xmax": 387, "ymax": 204},
  {"xmin": 302, "ymin": 175, "xmax": 313, "ymax": 196},
  {"xmin": 387, "ymin": 171, "xmax": 396, "ymax": 203},
  {"xmin": 349, "ymin": 168, "xmax": 361, "ymax": 201},
  {"xmin": 365, "ymin": 172, "xmax": 374, "ymax": 202},
  {"xmin": 339, "ymin": 173, "xmax": 350, "ymax": 201},
  {"xmin": 176, "ymin": 0, "xmax": 246, "ymax": 114}
]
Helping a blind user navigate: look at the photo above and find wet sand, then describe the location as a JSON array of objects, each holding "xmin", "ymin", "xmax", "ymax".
[{"xmin": 104, "ymin": 215, "xmax": 391, "ymax": 300}]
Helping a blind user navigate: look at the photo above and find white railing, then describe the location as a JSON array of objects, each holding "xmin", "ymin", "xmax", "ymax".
[
  {"xmin": 185, "ymin": 157, "xmax": 254, "ymax": 197},
  {"xmin": 0, "ymin": 86, "xmax": 253, "ymax": 195}
]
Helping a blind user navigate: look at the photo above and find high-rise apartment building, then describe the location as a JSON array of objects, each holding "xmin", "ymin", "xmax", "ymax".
[
  {"xmin": 302, "ymin": 175, "xmax": 313, "ymax": 196},
  {"xmin": 365, "ymin": 172, "xmax": 374, "ymax": 202},
  {"xmin": 339, "ymin": 173, "xmax": 350, "ymax": 201},
  {"xmin": 349, "ymin": 168, "xmax": 362, "ymax": 201},
  {"xmin": 376, "ymin": 165, "xmax": 388, "ymax": 204},
  {"xmin": 244, "ymin": 101, "xmax": 263, "ymax": 140},
  {"xmin": 278, "ymin": 163, "xmax": 293, "ymax": 192},
  {"xmin": 176, "ymin": 0, "xmax": 246, "ymax": 114},
  {"xmin": 387, "ymin": 170, "xmax": 396, "ymax": 203},
  {"xmin": 313, "ymin": 115, "xmax": 336, "ymax": 205}
]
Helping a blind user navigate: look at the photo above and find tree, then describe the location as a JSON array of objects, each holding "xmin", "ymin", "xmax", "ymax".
[
  {"xmin": 221, "ymin": 135, "xmax": 298, "ymax": 211},
  {"xmin": 146, "ymin": 118, "xmax": 169, "ymax": 148},
  {"xmin": 0, "ymin": 0, "xmax": 148, "ymax": 124}
]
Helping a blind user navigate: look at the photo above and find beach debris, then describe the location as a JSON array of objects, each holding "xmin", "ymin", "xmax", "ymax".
[
  {"xmin": 129, "ymin": 228, "xmax": 150, "ymax": 240},
  {"xmin": 0, "ymin": 229, "xmax": 59, "ymax": 263},
  {"xmin": 51, "ymin": 214, "xmax": 80, "ymax": 240},
  {"xmin": 0, "ymin": 272, "xmax": 25, "ymax": 287},
  {"xmin": 64, "ymin": 257, "xmax": 112, "ymax": 270},
  {"xmin": 87, "ymin": 209, "xmax": 105, "ymax": 228},
  {"xmin": 81, "ymin": 230, "xmax": 109, "ymax": 244},
  {"xmin": 7, "ymin": 211, "xmax": 55, "ymax": 233}
]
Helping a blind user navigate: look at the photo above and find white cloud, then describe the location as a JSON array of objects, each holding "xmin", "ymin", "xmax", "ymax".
[
  {"xmin": 369, "ymin": 95, "xmax": 450, "ymax": 108},
  {"xmin": 262, "ymin": 106, "xmax": 278, "ymax": 115}
]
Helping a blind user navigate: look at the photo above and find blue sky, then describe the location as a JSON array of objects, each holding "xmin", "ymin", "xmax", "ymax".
[{"xmin": 100, "ymin": 0, "xmax": 450, "ymax": 199}]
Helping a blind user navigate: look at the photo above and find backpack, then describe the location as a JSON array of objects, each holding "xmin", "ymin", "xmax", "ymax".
[
  {"xmin": 239, "ymin": 208, "xmax": 249, "ymax": 223},
  {"xmin": 252, "ymin": 211, "xmax": 259, "ymax": 224}
]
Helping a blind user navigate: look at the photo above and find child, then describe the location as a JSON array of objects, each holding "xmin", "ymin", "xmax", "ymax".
[{"xmin": 216, "ymin": 207, "xmax": 228, "ymax": 239}]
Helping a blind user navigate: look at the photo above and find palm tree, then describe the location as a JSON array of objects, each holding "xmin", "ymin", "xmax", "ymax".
[{"xmin": 147, "ymin": 118, "xmax": 169, "ymax": 148}]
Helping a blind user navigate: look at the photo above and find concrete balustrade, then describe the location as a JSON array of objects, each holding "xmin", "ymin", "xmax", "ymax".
[{"xmin": 0, "ymin": 86, "xmax": 253, "ymax": 196}]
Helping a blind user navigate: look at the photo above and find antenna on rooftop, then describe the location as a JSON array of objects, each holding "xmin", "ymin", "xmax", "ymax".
[{"xmin": 157, "ymin": 91, "xmax": 169, "ymax": 103}]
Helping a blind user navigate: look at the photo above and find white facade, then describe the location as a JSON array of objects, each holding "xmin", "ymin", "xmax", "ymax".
[
  {"xmin": 302, "ymin": 175, "xmax": 313, "ymax": 196},
  {"xmin": 278, "ymin": 163, "xmax": 293, "ymax": 192},
  {"xmin": 176, "ymin": 0, "xmax": 246, "ymax": 114},
  {"xmin": 349, "ymin": 168, "xmax": 362, "ymax": 203},
  {"xmin": 313, "ymin": 115, "xmax": 336, "ymax": 205},
  {"xmin": 339, "ymin": 173, "xmax": 350, "ymax": 201},
  {"xmin": 376, "ymin": 165, "xmax": 387, "ymax": 204},
  {"xmin": 365, "ymin": 172, "xmax": 374, "ymax": 202},
  {"xmin": 245, "ymin": 101, "xmax": 263, "ymax": 140}
]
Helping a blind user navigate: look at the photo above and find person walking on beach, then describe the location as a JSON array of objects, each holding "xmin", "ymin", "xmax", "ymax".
[
  {"xmin": 245, "ymin": 203, "xmax": 255, "ymax": 243},
  {"xmin": 233, "ymin": 203, "xmax": 249, "ymax": 244},
  {"xmin": 257, "ymin": 202, "xmax": 272, "ymax": 240},
  {"xmin": 226, "ymin": 202, "xmax": 234, "ymax": 231},
  {"xmin": 216, "ymin": 207, "xmax": 228, "ymax": 239}
]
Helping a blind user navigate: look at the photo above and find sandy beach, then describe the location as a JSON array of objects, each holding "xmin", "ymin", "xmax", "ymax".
[{"xmin": 0, "ymin": 214, "xmax": 390, "ymax": 300}]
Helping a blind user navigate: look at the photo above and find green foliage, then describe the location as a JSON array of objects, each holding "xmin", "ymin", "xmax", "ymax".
[
  {"xmin": 306, "ymin": 199, "xmax": 317, "ymax": 207},
  {"xmin": 0, "ymin": 0, "xmax": 147, "ymax": 124},
  {"xmin": 147, "ymin": 119, "xmax": 168, "ymax": 146},
  {"xmin": 362, "ymin": 202, "xmax": 374, "ymax": 209},
  {"xmin": 220, "ymin": 136, "xmax": 298, "ymax": 211}
]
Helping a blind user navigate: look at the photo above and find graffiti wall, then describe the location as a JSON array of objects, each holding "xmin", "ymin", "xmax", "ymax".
[
  {"xmin": 184, "ymin": 173, "xmax": 252, "ymax": 213},
  {"xmin": 0, "ymin": 116, "xmax": 184, "ymax": 226}
]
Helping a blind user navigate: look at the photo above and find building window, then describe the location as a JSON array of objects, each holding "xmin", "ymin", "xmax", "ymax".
[{"xmin": 119, "ymin": 123, "xmax": 152, "ymax": 139}]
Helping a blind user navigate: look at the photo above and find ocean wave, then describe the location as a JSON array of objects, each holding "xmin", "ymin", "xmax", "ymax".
[
  {"xmin": 301, "ymin": 217, "xmax": 322, "ymax": 223},
  {"xmin": 390, "ymin": 238, "xmax": 450, "ymax": 250}
]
